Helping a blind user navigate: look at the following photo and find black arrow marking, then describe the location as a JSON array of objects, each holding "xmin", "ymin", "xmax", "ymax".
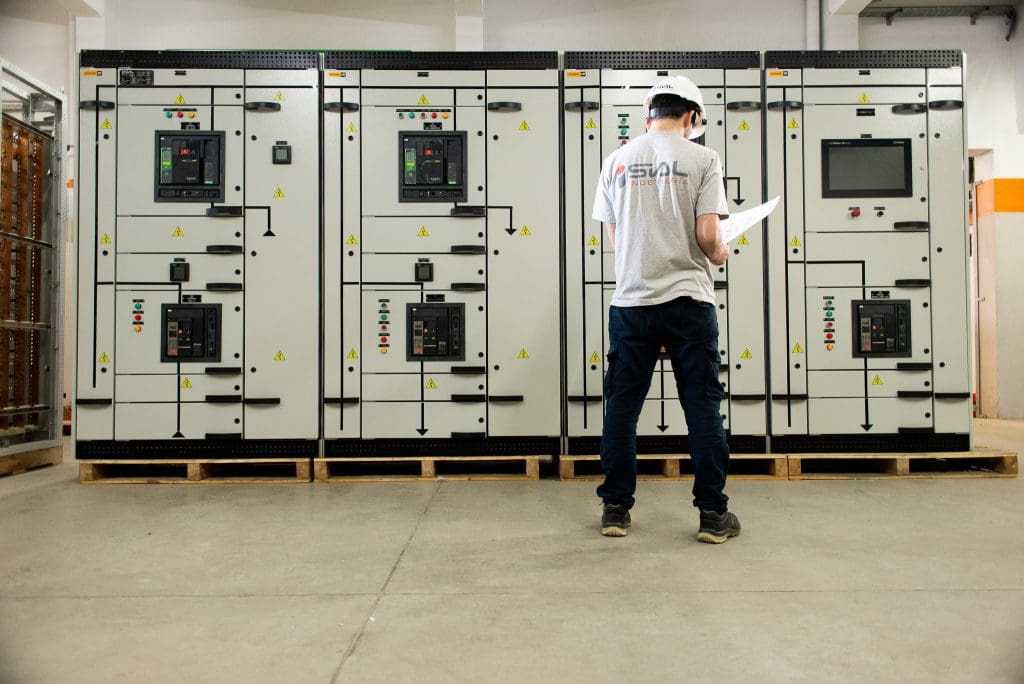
[
  {"xmin": 861, "ymin": 360, "xmax": 873, "ymax": 431},
  {"xmin": 724, "ymin": 176, "xmax": 746, "ymax": 206},
  {"xmin": 417, "ymin": 361, "xmax": 428, "ymax": 435},
  {"xmin": 504, "ymin": 227, "xmax": 516, "ymax": 236},
  {"xmin": 656, "ymin": 358, "xmax": 669, "ymax": 432}
]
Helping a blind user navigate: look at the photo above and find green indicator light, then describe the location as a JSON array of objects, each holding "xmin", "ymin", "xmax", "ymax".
[
  {"xmin": 826, "ymin": 311, "xmax": 834, "ymax": 318},
  {"xmin": 398, "ymin": 112, "xmax": 404, "ymax": 119},
  {"xmin": 380, "ymin": 314, "xmax": 388, "ymax": 320},
  {"xmin": 134, "ymin": 303, "xmax": 142, "ymax": 310},
  {"xmin": 620, "ymin": 128, "xmax": 628, "ymax": 135},
  {"xmin": 826, "ymin": 300, "xmax": 833, "ymax": 306},
  {"xmin": 165, "ymin": 111, "xmax": 173, "ymax": 118}
]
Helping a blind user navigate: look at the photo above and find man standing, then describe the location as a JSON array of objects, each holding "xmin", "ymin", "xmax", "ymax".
[{"xmin": 592, "ymin": 76, "xmax": 740, "ymax": 544}]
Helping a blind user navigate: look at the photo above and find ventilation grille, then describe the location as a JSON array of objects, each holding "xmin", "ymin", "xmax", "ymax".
[
  {"xmin": 80, "ymin": 50, "xmax": 319, "ymax": 69},
  {"xmin": 564, "ymin": 51, "xmax": 760, "ymax": 69},
  {"xmin": 323, "ymin": 51, "xmax": 558, "ymax": 70},
  {"xmin": 764, "ymin": 50, "xmax": 962, "ymax": 69}
]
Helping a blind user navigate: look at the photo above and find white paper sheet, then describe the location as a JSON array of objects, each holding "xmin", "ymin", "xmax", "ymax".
[{"xmin": 719, "ymin": 196, "xmax": 780, "ymax": 244}]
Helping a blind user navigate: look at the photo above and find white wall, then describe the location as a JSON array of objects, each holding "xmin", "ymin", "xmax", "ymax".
[
  {"xmin": 483, "ymin": 0, "xmax": 808, "ymax": 50},
  {"xmin": 0, "ymin": 0, "xmax": 71, "ymax": 96}
]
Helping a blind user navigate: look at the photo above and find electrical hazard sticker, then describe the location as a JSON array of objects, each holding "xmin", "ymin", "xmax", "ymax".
[
  {"xmin": 172, "ymin": 226, "xmax": 184, "ymax": 238},
  {"xmin": 737, "ymin": 235, "xmax": 750, "ymax": 246},
  {"xmin": 417, "ymin": 226, "xmax": 430, "ymax": 237},
  {"xmin": 738, "ymin": 120, "xmax": 750, "ymax": 131},
  {"xmin": 346, "ymin": 122, "xmax": 357, "ymax": 133},
  {"xmin": 792, "ymin": 343, "xmax": 803, "ymax": 354},
  {"xmin": 518, "ymin": 225, "xmax": 532, "ymax": 237},
  {"xmin": 273, "ymin": 90, "xmax": 285, "ymax": 101},
  {"xmin": 273, "ymin": 187, "xmax": 285, "ymax": 199},
  {"xmin": 790, "ymin": 236, "xmax": 801, "ymax": 248},
  {"xmin": 274, "ymin": 350, "xmax": 286, "ymax": 361},
  {"xmin": 181, "ymin": 377, "xmax": 193, "ymax": 389},
  {"xmin": 346, "ymin": 234, "xmax": 358, "ymax": 245},
  {"xmin": 872, "ymin": 374, "xmax": 883, "ymax": 386},
  {"xmin": 175, "ymin": 93, "xmax": 186, "ymax": 104},
  {"xmin": 517, "ymin": 348, "xmax": 530, "ymax": 360},
  {"xmin": 788, "ymin": 118, "xmax": 799, "ymax": 129},
  {"xmin": 347, "ymin": 348, "xmax": 359, "ymax": 360},
  {"xmin": 100, "ymin": 233, "xmax": 111, "ymax": 245},
  {"xmin": 518, "ymin": 121, "xmax": 531, "ymax": 131},
  {"xmin": 98, "ymin": 352, "xmax": 110, "ymax": 364},
  {"xmin": 740, "ymin": 348, "xmax": 753, "ymax": 359},
  {"xmin": 859, "ymin": 93, "xmax": 870, "ymax": 103},
  {"xmin": 590, "ymin": 352, "xmax": 601, "ymax": 363},
  {"xmin": 101, "ymin": 118, "xmax": 112, "ymax": 130},
  {"xmin": 418, "ymin": 94, "xmax": 430, "ymax": 105},
  {"xmin": 588, "ymin": 235, "xmax": 600, "ymax": 247},
  {"xmin": 585, "ymin": 118, "xmax": 597, "ymax": 129},
  {"xmin": 425, "ymin": 378, "xmax": 437, "ymax": 390}
]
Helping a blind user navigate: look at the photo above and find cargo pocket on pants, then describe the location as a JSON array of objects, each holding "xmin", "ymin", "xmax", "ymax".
[
  {"xmin": 705, "ymin": 343, "xmax": 725, "ymax": 400},
  {"xmin": 604, "ymin": 346, "xmax": 619, "ymax": 398}
]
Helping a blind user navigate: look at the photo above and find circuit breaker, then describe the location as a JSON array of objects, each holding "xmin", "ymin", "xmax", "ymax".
[
  {"xmin": 75, "ymin": 51, "xmax": 320, "ymax": 457},
  {"xmin": 764, "ymin": 50, "xmax": 971, "ymax": 451},
  {"xmin": 561, "ymin": 52, "xmax": 768, "ymax": 456},
  {"xmin": 322, "ymin": 51, "xmax": 561, "ymax": 456}
]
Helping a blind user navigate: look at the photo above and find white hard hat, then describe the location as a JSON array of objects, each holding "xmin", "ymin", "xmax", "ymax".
[{"xmin": 643, "ymin": 76, "xmax": 706, "ymax": 140}]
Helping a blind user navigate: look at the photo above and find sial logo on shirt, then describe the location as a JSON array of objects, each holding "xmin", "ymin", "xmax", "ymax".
[{"xmin": 616, "ymin": 161, "xmax": 689, "ymax": 188}]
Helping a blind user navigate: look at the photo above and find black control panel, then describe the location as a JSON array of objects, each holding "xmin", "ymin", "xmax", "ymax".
[
  {"xmin": 161, "ymin": 303, "xmax": 221, "ymax": 362},
  {"xmin": 154, "ymin": 131, "xmax": 225, "ymax": 202},
  {"xmin": 407, "ymin": 303, "xmax": 464, "ymax": 362},
  {"xmin": 852, "ymin": 300, "xmax": 911, "ymax": 357},
  {"xmin": 399, "ymin": 131, "xmax": 467, "ymax": 202}
]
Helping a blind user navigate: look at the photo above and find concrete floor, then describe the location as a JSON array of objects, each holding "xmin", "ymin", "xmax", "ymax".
[{"xmin": 1, "ymin": 421, "xmax": 1023, "ymax": 683}]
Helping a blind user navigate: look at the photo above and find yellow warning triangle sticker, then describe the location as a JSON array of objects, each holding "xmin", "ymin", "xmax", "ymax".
[
  {"xmin": 273, "ymin": 90, "xmax": 285, "ymax": 101},
  {"xmin": 417, "ymin": 226, "xmax": 430, "ymax": 237},
  {"xmin": 792, "ymin": 343, "xmax": 803, "ymax": 354},
  {"xmin": 181, "ymin": 377, "xmax": 193, "ymax": 389},
  {"xmin": 590, "ymin": 352, "xmax": 601, "ymax": 363},
  {"xmin": 737, "ymin": 235, "xmax": 750, "ymax": 246},
  {"xmin": 518, "ymin": 225, "xmax": 532, "ymax": 236},
  {"xmin": 859, "ymin": 93, "xmax": 870, "ymax": 103},
  {"xmin": 172, "ymin": 226, "xmax": 184, "ymax": 238},
  {"xmin": 738, "ymin": 120, "xmax": 750, "ymax": 131},
  {"xmin": 519, "ymin": 120, "xmax": 531, "ymax": 131},
  {"xmin": 98, "ymin": 352, "xmax": 110, "ymax": 363},
  {"xmin": 346, "ymin": 122, "xmax": 357, "ymax": 133},
  {"xmin": 585, "ymin": 118, "xmax": 597, "ymax": 129},
  {"xmin": 101, "ymin": 118, "xmax": 112, "ymax": 130},
  {"xmin": 788, "ymin": 118, "xmax": 800, "ymax": 129},
  {"xmin": 790, "ymin": 236, "xmax": 801, "ymax": 248},
  {"xmin": 425, "ymin": 378, "xmax": 437, "ymax": 389},
  {"xmin": 872, "ymin": 374, "xmax": 883, "ymax": 386},
  {"xmin": 740, "ymin": 348, "xmax": 753, "ymax": 359},
  {"xmin": 100, "ymin": 233, "xmax": 111, "ymax": 245},
  {"xmin": 346, "ymin": 234, "xmax": 358, "ymax": 245},
  {"xmin": 587, "ymin": 235, "xmax": 600, "ymax": 247},
  {"xmin": 417, "ymin": 94, "xmax": 429, "ymax": 105},
  {"xmin": 175, "ymin": 93, "xmax": 186, "ymax": 105},
  {"xmin": 273, "ymin": 187, "xmax": 285, "ymax": 199},
  {"xmin": 347, "ymin": 348, "xmax": 359, "ymax": 360},
  {"xmin": 517, "ymin": 348, "xmax": 530, "ymax": 360},
  {"xmin": 274, "ymin": 350, "xmax": 286, "ymax": 361}
]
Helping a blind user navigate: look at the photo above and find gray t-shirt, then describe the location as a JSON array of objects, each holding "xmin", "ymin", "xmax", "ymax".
[{"xmin": 593, "ymin": 131, "xmax": 729, "ymax": 307}]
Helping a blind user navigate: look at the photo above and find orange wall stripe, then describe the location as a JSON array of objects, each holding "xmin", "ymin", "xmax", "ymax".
[
  {"xmin": 994, "ymin": 178, "xmax": 1024, "ymax": 213},
  {"xmin": 977, "ymin": 179, "xmax": 995, "ymax": 218}
]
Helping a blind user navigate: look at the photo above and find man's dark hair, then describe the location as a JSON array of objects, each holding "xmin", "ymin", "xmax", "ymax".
[{"xmin": 648, "ymin": 93, "xmax": 700, "ymax": 120}]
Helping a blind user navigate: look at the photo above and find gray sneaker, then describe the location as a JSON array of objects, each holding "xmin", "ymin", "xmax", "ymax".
[
  {"xmin": 697, "ymin": 509, "xmax": 741, "ymax": 544},
  {"xmin": 601, "ymin": 504, "xmax": 631, "ymax": 537}
]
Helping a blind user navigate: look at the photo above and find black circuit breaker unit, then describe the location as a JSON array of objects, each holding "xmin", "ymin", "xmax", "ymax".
[
  {"xmin": 154, "ymin": 131, "xmax": 225, "ymax": 201},
  {"xmin": 407, "ymin": 303, "xmax": 465, "ymax": 361},
  {"xmin": 398, "ymin": 131, "xmax": 467, "ymax": 202},
  {"xmin": 161, "ymin": 303, "xmax": 222, "ymax": 362},
  {"xmin": 852, "ymin": 300, "xmax": 911, "ymax": 358}
]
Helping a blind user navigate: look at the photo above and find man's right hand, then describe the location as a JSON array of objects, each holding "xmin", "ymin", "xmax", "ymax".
[{"xmin": 708, "ymin": 243, "xmax": 730, "ymax": 266}]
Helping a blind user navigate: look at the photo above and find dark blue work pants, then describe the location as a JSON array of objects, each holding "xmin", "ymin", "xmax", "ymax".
[{"xmin": 598, "ymin": 296, "xmax": 730, "ymax": 513}]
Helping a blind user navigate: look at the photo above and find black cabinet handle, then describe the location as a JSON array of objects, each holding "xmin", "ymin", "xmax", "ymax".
[
  {"xmin": 451, "ymin": 431, "xmax": 486, "ymax": 439},
  {"xmin": 450, "ymin": 245, "xmax": 486, "ymax": 255},
  {"xmin": 892, "ymin": 103, "xmax": 927, "ymax": 115},
  {"xmin": 929, "ymin": 100, "xmax": 963, "ymax": 111},
  {"xmin": 451, "ymin": 366, "xmax": 486, "ymax": 375},
  {"xmin": 714, "ymin": 281, "xmax": 728, "ymax": 290},
  {"xmin": 206, "ymin": 206, "xmax": 244, "ymax": 218},
  {"xmin": 730, "ymin": 394, "xmax": 766, "ymax": 401},
  {"xmin": 488, "ymin": 395, "xmax": 524, "ymax": 403},
  {"xmin": 772, "ymin": 394, "xmax": 809, "ymax": 401},
  {"xmin": 77, "ymin": 398, "xmax": 113, "ymax": 406},
  {"xmin": 897, "ymin": 390, "xmax": 933, "ymax": 399},
  {"xmin": 727, "ymin": 101, "xmax": 761, "ymax": 112},
  {"xmin": 935, "ymin": 392, "xmax": 971, "ymax": 399},
  {"xmin": 897, "ymin": 362, "xmax": 933, "ymax": 370},
  {"xmin": 325, "ymin": 397, "xmax": 360, "ymax": 405},
  {"xmin": 324, "ymin": 101, "xmax": 360, "ymax": 113},
  {"xmin": 206, "ymin": 432, "xmax": 242, "ymax": 439},
  {"xmin": 450, "ymin": 283, "xmax": 485, "ymax": 291},
  {"xmin": 80, "ymin": 100, "xmax": 115, "ymax": 111},
  {"xmin": 894, "ymin": 279, "xmax": 930, "ymax": 288},
  {"xmin": 451, "ymin": 394, "xmax": 486, "ymax": 403},
  {"xmin": 205, "ymin": 282, "xmax": 243, "ymax": 291},
  {"xmin": 205, "ymin": 366, "xmax": 242, "ymax": 375},
  {"xmin": 244, "ymin": 397, "xmax": 281, "ymax": 406},
  {"xmin": 244, "ymin": 101, "xmax": 282, "ymax": 112},
  {"xmin": 720, "ymin": 364, "xmax": 730, "ymax": 372},
  {"xmin": 487, "ymin": 101, "xmax": 522, "ymax": 112},
  {"xmin": 894, "ymin": 221, "xmax": 929, "ymax": 231},
  {"xmin": 568, "ymin": 395, "xmax": 603, "ymax": 402},
  {"xmin": 205, "ymin": 394, "xmax": 242, "ymax": 404},
  {"xmin": 206, "ymin": 244, "xmax": 244, "ymax": 255},
  {"xmin": 767, "ymin": 100, "xmax": 803, "ymax": 111},
  {"xmin": 564, "ymin": 101, "xmax": 600, "ymax": 112},
  {"xmin": 451, "ymin": 206, "xmax": 486, "ymax": 217}
]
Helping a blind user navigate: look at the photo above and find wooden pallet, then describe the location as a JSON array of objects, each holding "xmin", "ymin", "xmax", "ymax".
[
  {"xmin": 314, "ymin": 456, "xmax": 542, "ymax": 482},
  {"xmin": 0, "ymin": 445, "xmax": 63, "ymax": 477},
  {"xmin": 79, "ymin": 458, "xmax": 311, "ymax": 484},
  {"xmin": 787, "ymin": 448, "xmax": 1018, "ymax": 480},
  {"xmin": 558, "ymin": 453, "xmax": 788, "ymax": 481}
]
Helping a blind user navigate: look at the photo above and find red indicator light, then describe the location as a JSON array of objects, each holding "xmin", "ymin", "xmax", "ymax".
[
  {"xmin": 134, "ymin": 314, "xmax": 142, "ymax": 321},
  {"xmin": 177, "ymin": 111, "xmax": 184, "ymax": 118},
  {"xmin": 851, "ymin": 208, "xmax": 861, "ymax": 218},
  {"xmin": 826, "ymin": 333, "xmax": 834, "ymax": 340}
]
